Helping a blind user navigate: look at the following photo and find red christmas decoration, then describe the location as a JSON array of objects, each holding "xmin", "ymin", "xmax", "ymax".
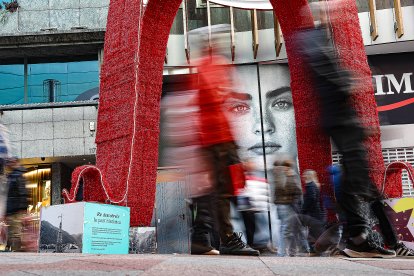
[{"xmin": 64, "ymin": 0, "xmax": 401, "ymax": 226}]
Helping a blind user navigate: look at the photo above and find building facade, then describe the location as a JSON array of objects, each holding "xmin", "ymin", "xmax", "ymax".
[{"xmin": 1, "ymin": 0, "xmax": 414, "ymax": 218}]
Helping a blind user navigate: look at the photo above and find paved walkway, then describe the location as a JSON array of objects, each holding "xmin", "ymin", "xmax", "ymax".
[{"xmin": 1, "ymin": 253, "xmax": 414, "ymax": 276}]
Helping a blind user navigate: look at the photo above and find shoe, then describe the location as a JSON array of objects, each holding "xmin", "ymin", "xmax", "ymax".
[
  {"xmin": 220, "ymin": 233, "xmax": 260, "ymax": 256},
  {"xmin": 394, "ymin": 242, "xmax": 414, "ymax": 258},
  {"xmin": 343, "ymin": 238, "xmax": 396, "ymax": 258},
  {"xmin": 252, "ymin": 243, "xmax": 277, "ymax": 255},
  {"xmin": 202, "ymin": 249, "xmax": 220, "ymax": 255},
  {"xmin": 329, "ymin": 247, "xmax": 347, "ymax": 257}
]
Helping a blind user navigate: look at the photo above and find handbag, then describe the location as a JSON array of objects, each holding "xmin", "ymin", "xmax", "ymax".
[
  {"xmin": 380, "ymin": 161, "xmax": 414, "ymax": 250},
  {"xmin": 228, "ymin": 163, "xmax": 246, "ymax": 196}
]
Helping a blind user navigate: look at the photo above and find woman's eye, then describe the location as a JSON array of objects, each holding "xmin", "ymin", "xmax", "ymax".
[
  {"xmin": 272, "ymin": 99, "xmax": 292, "ymax": 110},
  {"xmin": 227, "ymin": 104, "xmax": 250, "ymax": 114}
]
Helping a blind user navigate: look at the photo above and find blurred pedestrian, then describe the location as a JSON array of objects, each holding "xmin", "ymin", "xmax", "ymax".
[
  {"xmin": 5, "ymin": 157, "xmax": 28, "ymax": 252},
  {"xmin": 163, "ymin": 88, "xmax": 219, "ymax": 255},
  {"xmin": 0, "ymin": 123, "xmax": 11, "ymax": 220},
  {"xmin": 293, "ymin": 2, "xmax": 394, "ymax": 258},
  {"xmin": 188, "ymin": 24, "xmax": 259, "ymax": 256},
  {"xmin": 273, "ymin": 158, "xmax": 306, "ymax": 256},
  {"xmin": 237, "ymin": 159, "xmax": 274, "ymax": 253},
  {"xmin": 285, "ymin": 170, "xmax": 331, "ymax": 256}
]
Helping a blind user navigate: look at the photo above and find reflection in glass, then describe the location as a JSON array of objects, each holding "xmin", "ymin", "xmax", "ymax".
[
  {"xmin": 28, "ymin": 60, "xmax": 99, "ymax": 103},
  {"xmin": 0, "ymin": 64, "xmax": 24, "ymax": 105},
  {"xmin": 257, "ymin": 10, "xmax": 274, "ymax": 30},
  {"xmin": 211, "ymin": 6, "xmax": 230, "ymax": 25},
  {"xmin": 187, "ymin": 0, "xmax": 208, "ymax": 30},
  {"xmin": 356, "ymin": 0, "xmax": 369, "ymax": 12},
  {"xmin": 170, "ymin": 8, "xmax": 184, "ymax": 34},
  {"xmin": 233, "ymin": 8, "xmax": 251, "ymax": 32},
  {"xmin": 376, "ymin": 0, "xmax": 394, "ymax": 10},
  {"xmin": 401, "ymin": 0, "xmax": 414, "ymax": 6},
  {"xmin": 24, "ymin": 167, "xmax": 52, "ymax": 214}
]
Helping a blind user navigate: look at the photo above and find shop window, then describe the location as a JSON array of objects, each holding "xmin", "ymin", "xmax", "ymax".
[
  {"xmin": 401, "ymin": 0, "xmax": 414, "ymax": 6},
  {"xmin": 257, "ymin": 10, "xmax": 274, "ymax": 30},
  {"xmin": 233, "ymin": 8, "xmax": 251, "ymax": 32},
  {"xmin": 23, "ymin": 167, "xmax": 52, "ymax": 215},
  {"xmin": 356, "ymin": 0, "xmax": 369, "ymax": 12},
  {"xmin": 0, "ymin": 64, "xmax": 24, "ymax": 105},
  {"xmin": 28, "ymin": 60, "xmax": 99, "ymax": 103},
  {"xmin": 170, "ymin": 8, "xmax": 184, "ymax": 34},
  {"xmin": 187, "ymin": 0, "xmax": 208, "ymax": 31},
  {"xmin": 210, "ymin": 6, "xmax": 230, "ymax": 25},
  {"xmin": 376, "ymin": 0, "xmax": 394, "ymax": 10}
]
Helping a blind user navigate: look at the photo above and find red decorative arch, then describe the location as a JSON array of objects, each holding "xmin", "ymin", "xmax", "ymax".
[{"xmin": 67, "ymin": 0, "xmax": 397, "ymax": 226}]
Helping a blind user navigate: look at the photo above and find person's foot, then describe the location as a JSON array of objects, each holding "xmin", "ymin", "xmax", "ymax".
[
  {"xmin": 191, "ymin": 241, "xmax": 217, "ymax": 255},
  {"xmin": 220, "ymin": 233, "xmax": 260, "ymax": 256},
  {"xmin": 394, "ymin": 242, "xmax": 414, "ymax": 258},
  {"xmin": 343, "ymin": 238, "xmax": 396, "ymax": 258}
]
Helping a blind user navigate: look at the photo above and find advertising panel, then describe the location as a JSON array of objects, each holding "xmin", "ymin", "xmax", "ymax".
[
  {"xmin": 83, "ymin": 202, "xmax": 130, "ymax": 254},
  {"xmin": 39, "ymin": 202, "xmax": 130, "ymax": 254},
  {"xmin": 369, "ymin": 52, "xmax": 414, "ymax": 126}
]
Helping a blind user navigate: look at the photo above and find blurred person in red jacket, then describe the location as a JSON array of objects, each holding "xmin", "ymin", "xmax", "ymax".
[{"xmin": 188, "ymin": 24, "xmax": 259, "ymax": 256}]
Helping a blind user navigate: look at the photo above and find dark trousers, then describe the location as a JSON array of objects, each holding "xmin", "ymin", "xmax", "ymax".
[
  {"xmin": 370, "ymin": 200, "xmax": 398, "ymax": 248},
  {"xmin": 328, "ymin": 125, "xmax": 380, "ymax": 237},
  {"xmin": 191, "ymin": 194, "xmax": 221, "ymax": 250},
  {"xmin": 207, "ymin": 142, "xmax": 241, "ymax": 241},
  {"xmin": 241, "ymin": 211, "xmax": 256, "ymax": 247}
]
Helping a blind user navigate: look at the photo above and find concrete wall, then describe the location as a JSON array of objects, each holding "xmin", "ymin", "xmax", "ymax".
[
  {"xmin": 0, "ymin": 0, "xmax": 109, "ymax": 35},
  {"xmin": 0, "ymin": 106, "xmax": 98, "ymax": 158}
]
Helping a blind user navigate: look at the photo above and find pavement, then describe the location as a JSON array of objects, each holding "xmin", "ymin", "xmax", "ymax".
[{"xmin": 1, "ymin": 253, "xmax": 414, "ymax": 276}]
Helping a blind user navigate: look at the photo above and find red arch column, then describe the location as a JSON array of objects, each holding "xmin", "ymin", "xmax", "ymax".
[{"xmin": 95, "ymin": 0, "xmax": 182, "ymax": 226}]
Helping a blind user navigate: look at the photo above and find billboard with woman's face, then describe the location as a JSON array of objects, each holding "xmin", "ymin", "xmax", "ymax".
[{"xmin": 224, "ymin": 63, "xmax": 297, "ymax": 173}]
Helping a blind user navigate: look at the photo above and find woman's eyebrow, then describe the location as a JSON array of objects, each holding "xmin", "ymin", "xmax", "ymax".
[
  {"xmin": 265, "ymin": 86, "xmax": 291, "ymax": 99},
  {"xmin": 228, "ymin": 91, "xmax": 252, "ymax": 101}
]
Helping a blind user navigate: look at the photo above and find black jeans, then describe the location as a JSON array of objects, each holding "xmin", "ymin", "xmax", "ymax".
[
  {"xmin": 328, "ymin": 125, "xmax": 380, "ymax": 237},
  {"xmin": 207, "ymin": 142, "xmax": 241, "ymax": 241}
]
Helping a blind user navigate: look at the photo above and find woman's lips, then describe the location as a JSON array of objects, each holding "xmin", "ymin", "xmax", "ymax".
[{"xmin": 248, "ymin": 142, "xmax": 281, "ymax": 155}]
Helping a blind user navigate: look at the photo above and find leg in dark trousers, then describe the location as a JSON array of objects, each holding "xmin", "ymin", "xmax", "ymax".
[
  {"xmin": 191, "ymin": 194, "xmax": 217, "ymax": 254},
  {"xmin": 240, "ymin": 211, "xmax": 256, "ymax": 247},
  {"xmin": 328, "ymin": 126, "xmax": 380, "ymax": 237},
  {"xmin": 207, "ymin": 142, "xmax": 259, "ymax": 256},
  {"xmin": 208, "ymin": 142, "xmax": 239, "ymax": 241},
  {"xmin": 370, "ymin": 200, "xmax": 398, "ymax": 248}
]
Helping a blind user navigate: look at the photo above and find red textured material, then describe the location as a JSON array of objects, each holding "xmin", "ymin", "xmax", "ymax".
[
  {"xmin": 65, "ymin": 0, "xmax": 399, "ymax": 226},
  {"xmin": 62, "ymin": 165, "xmax": 108, "ymax": 203},
  {"xmin": 382, "ymin": 161, "xmax": 414, "ymax": 197}
]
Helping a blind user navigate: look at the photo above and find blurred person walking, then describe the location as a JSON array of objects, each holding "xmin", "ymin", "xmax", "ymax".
[
  {"xmin": 0, "ymin": 123, "xmax": 11, "ymax": 251},
  {"xmin": 293, "ymin": 2, "xmax": 394, "ymax": 258},
  {"xmin": 237, "ymin": 159, "xmax": 274, "ymax": 254},
  {"xmin": 273, "ymin": 158, "xmax": 306, "ymax": 256},
  {"xmin": 163, "ymin": 88, "xmax": 220, "ymax": 255},
  {"xmin": 5, "ymin": 157, "xmax": 28, "ymax": 252},
  {"xmin": 188, "ymin": 25, "xmax": 259, "ymax": 256}
]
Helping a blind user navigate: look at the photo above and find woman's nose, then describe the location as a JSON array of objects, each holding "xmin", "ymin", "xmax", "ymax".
[{"xmin": 253, "ymin": 112, "xmax": 275, "ymax": 135}]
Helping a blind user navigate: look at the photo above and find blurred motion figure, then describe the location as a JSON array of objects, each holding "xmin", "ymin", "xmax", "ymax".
[{"xmin": 293, "ymin": 2, "xmax": 394, "ymax": 258}]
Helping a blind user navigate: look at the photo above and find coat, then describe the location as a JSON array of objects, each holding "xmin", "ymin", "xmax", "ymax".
[
  {"xmin": 6, "ymin": 166, "xmax": 28, "ymax": 215},
  {"xmin": 273, "ymin": 166, "xmax": 303, "ymax": 207}
]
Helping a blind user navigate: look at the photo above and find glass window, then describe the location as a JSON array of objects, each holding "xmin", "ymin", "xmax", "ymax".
[
  {"xmin": 170, "ymin": 8, "xmax": 184, "ymax": 34},
  {"xmin": 187, "ymin": 0, "xmax": 208, "ymax": 31},
  {"xmin": 257, "ymin": 10, "xmax": 274, "ymax": 30},
  {"xmin": 376, "ymin": 0, "xmax": 394, "ymax": 10},
  {"xmin": 28, "ymin": 60, "xmax": 99, "ymax": 103},
  {"xmin": 0, "ymin": 64, "xmax": 24, "ymax": 105},
  {"xmin": 356, "ymin": 0, "xmax": 369, "ymax": 12},
  {"xmin": 210, "ymin": 7, "xmax": 230, "ymax": 25},
  {"xmin": 24, "ymin": 167, "xmax": 51, "ymax": 215},
  {"xmin": 233, "ymin": 8, "xmax": 251, "ymax": 32},
  {"xmin": 401, "ymin": 0, "xmax": 414, "ymax": 6}
]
